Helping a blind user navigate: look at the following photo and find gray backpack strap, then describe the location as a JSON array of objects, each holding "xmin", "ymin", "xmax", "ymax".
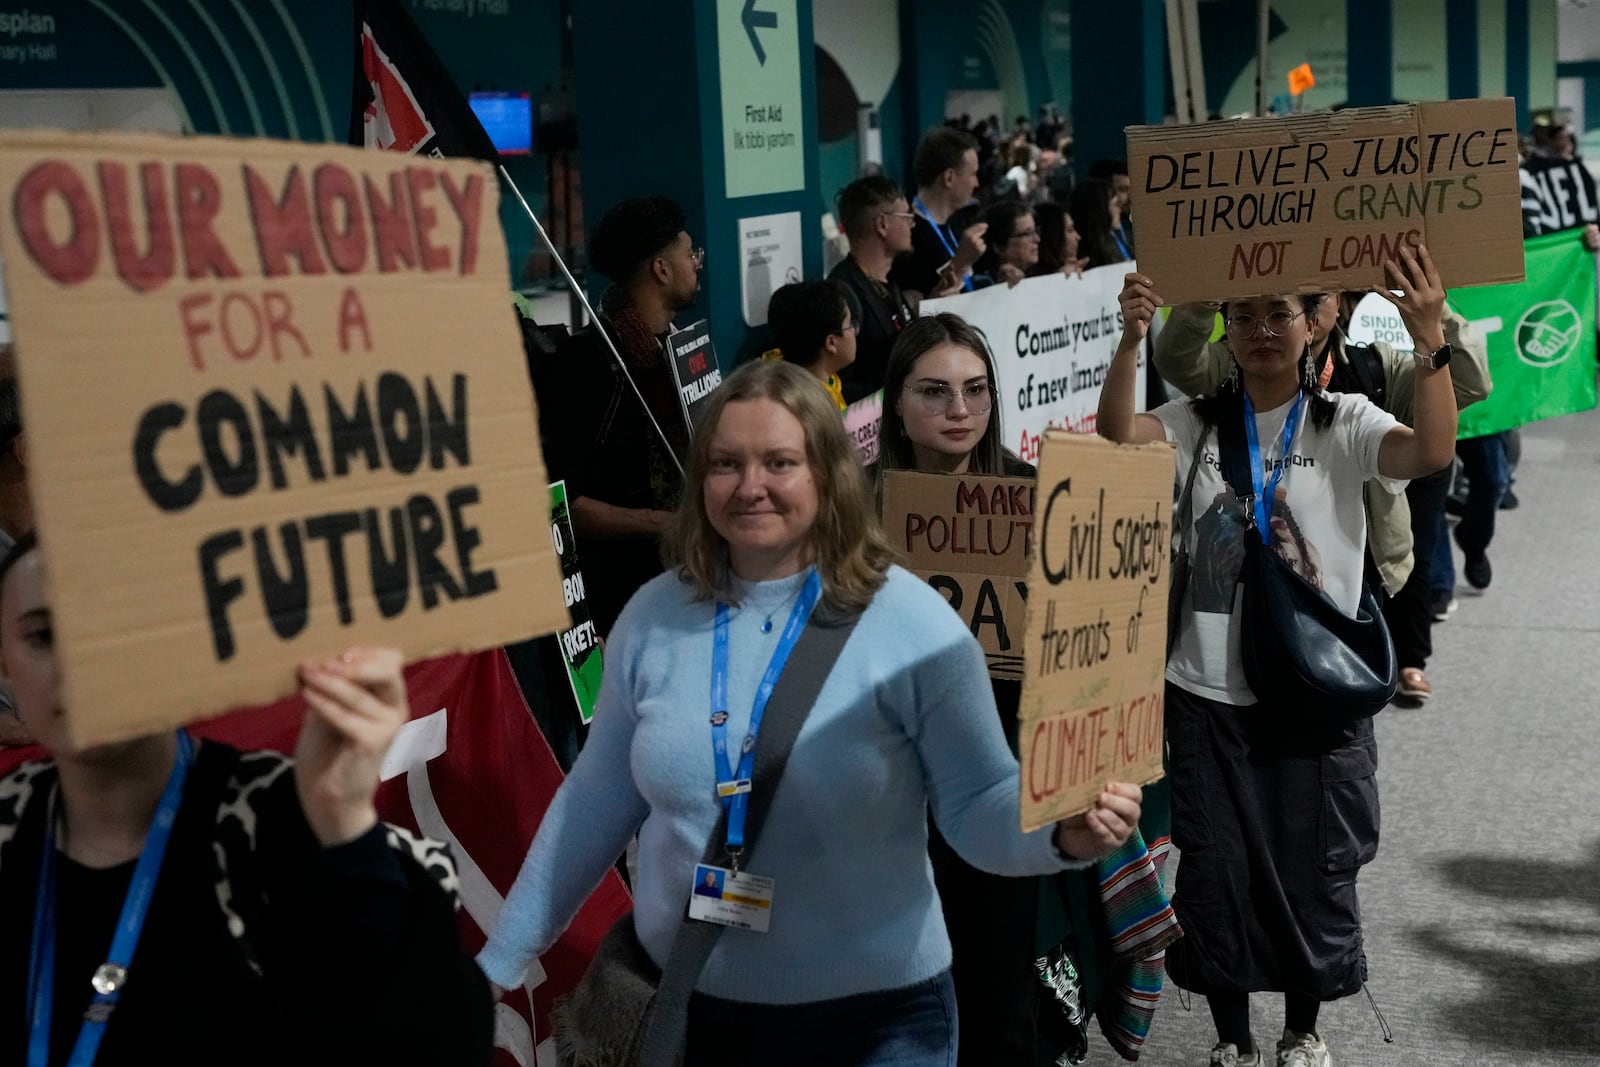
[{"xmin": 639, "ymin": 610, "xmax": 862, "ymax": 1067}]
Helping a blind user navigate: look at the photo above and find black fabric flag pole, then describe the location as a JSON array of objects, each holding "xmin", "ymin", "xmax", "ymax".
[{"xmin": 349, "ymin": 0, "xmax": 684, "ymax": 476}]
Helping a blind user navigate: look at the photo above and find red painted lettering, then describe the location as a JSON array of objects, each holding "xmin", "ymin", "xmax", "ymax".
[
  {"xmin": 174, "ymin": 164, "xmax": 240, "ymax": 281},
  {"xmin": 313, "ymin": 163, "xmax": 368, "ymax": 274},
  {"xmin": 98, "ymin": 161, "xmax": 175, "ymax": 291},
  {"xmin": 244, "ymin": 163, "xmax": 327, "ymax": 277},
  {"xmin": 407, "ymin": 169, "xmax": 450, "ymax": 272},
  {"xmin": 15, "ymin": 160, "xmax": 99, "ymax": 285}
]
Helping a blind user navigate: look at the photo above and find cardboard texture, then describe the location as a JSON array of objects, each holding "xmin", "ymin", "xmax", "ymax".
[
  {"xmin": 1126, "ymin": 98, "xmax": 1526, "ymax": 304},
  {"xmin": 1017, "ymin": 433, "xmax": 1172, "ymax": 830},
  {"xmin": 0, "ymin": 129, "xmax": 569, "ymax": 746},
  {"xmin": 880, "ymin": 470, "xmax": 1034, "ymax": 680}
]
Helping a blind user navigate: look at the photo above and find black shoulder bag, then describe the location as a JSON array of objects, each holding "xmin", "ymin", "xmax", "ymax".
[
  {"xmin": 1214, "ymin": 393, "xmax": 1397, "ymax": 719},
  {"xmin": 551, "ymin": 609, "xmax": 861, "ymax": 1067}
]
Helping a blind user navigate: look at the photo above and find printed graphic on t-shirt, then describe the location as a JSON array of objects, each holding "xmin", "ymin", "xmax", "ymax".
[{"xmin": 1190, "ymin": 484, "xmax": 1324, "ymax": 615}]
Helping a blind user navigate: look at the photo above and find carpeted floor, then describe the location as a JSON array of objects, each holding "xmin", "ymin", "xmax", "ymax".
[{"xmin": 1083, "ymin": 407, "xmax": 1600, "ymax": 1067}]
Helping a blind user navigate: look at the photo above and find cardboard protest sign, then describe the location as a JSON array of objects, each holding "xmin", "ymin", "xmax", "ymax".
[
  {"xmin": 1017, "ymin": 433, "xmax": 1171, "ymax": 830},
  {"xmin": 1126, "ymin": 98, "xmax": 1525, "ymax": 304},
  {"xmin": 0, "ymin": 129, "xmax": 569, "ymax": 746},
  {"xmin": 666, "ymin": 319, "xmax": 723, "ymax": 433},
  {"xmin": 842, "ymin": 388, "xmax": 883, "ymax": 464},
  {"xmin": 880, "ymin": 470, "xmax": 1034, "ymax": 680},
  {"xmin": 921, "ymin": 266, "xmax": 1142, "ymax": 465},
  {"xmin": 549, "ymin": 481, "xmax": 602, "ymax": 725}
]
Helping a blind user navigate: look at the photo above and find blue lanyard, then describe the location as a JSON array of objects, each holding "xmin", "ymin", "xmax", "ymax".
[
  {"xmin": 912, "ymin": 197, "xmax": 973, "ymax": 292},
  {"xmin": 1242, "ymin": 393, "xmax": 1305, "ymax": 543},
  {"xmin": 710, "ymin": 568, "xmax": 821, "ymax": 870},
  {"xmin": 29, "ymin": 731, "xmax": 193, "ymax": 1067},
  {"xmin": 1112, "ymin": 226, "xmax": 1133, "ymax": 261}
]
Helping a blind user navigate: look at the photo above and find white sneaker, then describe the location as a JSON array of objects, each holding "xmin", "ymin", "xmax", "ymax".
[
  {"xmin": 1209, "ymin": 1041, "xmax": 1263, "ymax": 1066},
  {"xmin": 1275, "ymin": 1028, "xmax": 1331, "ymax": 1067}
]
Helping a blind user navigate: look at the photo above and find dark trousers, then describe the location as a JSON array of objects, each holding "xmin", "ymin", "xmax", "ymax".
[
  {"xmin": 1455, "ymin": 433, "xmax": 1510, "ymax": 554},
  {"xmin": 685, "ymin": 971, "xmax": 958, "ymax": 1066},
  {"xmin": 1383, "ymin": 465, "xmax": 1451, "ymax": 670},
  {"xmin": 928, "ymin": 824, "xmax": 1038, "ymax": 1065}
]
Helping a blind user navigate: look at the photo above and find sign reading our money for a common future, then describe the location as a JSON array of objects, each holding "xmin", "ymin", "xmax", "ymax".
[
  {"xmin": 0, "ymin": 130, "xmax": 570, "ymax": 747},
  {"xmin": 667, "ymin": 319, "xmax": 723, "ymax": 433},
  {"xmin": 880, "ymin": 470, "xmax": 1034, "ymax": 680},
  {"xmin": 1018, "ymin": 433, "xmax": 1172, "ymax": 831},
  {"xmin": 1126, "ymin": 98, "xmax": 1526, "ymax": 305}
]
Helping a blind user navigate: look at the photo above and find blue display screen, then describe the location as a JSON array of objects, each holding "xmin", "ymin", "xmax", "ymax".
[{"xmin": 469, "ymin": 92, "xmax": 532, "ymax": 155}]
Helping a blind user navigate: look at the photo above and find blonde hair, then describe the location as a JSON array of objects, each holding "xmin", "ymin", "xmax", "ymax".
[{"xmin": 666, "ymin": 360, "xmax": 894, "ymax": 617}]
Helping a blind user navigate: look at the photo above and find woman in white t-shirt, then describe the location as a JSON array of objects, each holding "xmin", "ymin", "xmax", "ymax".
[{"xmin": 1096, "ymin": 245, "xmax": 1459, "ymax": 1067}]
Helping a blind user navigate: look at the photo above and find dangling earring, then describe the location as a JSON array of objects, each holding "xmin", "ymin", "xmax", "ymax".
[
  {"xmin": 1224, "ymin": 359, "xmax": 1241, "ymax": 393},
  {"xmin": 1301, "ymin": 344, "xmax": 1318, "ymax": 393}
]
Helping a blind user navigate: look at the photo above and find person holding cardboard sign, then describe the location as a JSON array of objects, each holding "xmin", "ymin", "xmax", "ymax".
[
  {"xmin": 1153, "ymin": 288, "xmax": 1490, "ymax": 708},
  {"xmin": 1098, "ymin": 246, "xmax": 1458, "ymax": 1067},
  {"xmin": 875, "ymin": 316, "xmax": 1178, "ymax": 1065},
  {"xmin": 0, "ymin": 534, "xmax": 493, "ymax": 1066},
  {"xmin": 479, "ymin": 360, "xmax": 1144, "ymax": 1066}
]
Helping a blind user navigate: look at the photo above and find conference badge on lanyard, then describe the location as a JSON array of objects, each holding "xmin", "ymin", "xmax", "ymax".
[
  {"xmin": 687, "ymin": 863, "xmax": 776, "ymax": 932},
  {"xmin": 693, "ymin": 567, "xmax": 822, "ymax": 931}
]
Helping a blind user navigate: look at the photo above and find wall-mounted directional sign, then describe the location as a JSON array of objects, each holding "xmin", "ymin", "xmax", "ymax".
[{"xmin": 716, "ymin": 0, "xmax": 804, "ymax": 198}]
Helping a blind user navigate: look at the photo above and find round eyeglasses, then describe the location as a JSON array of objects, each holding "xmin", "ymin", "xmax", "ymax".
[
  {"xmin": 1224, "ymin": 309, "xmax": 1303, "ymax": 338},
  {"xmin": 907, "ymin": 382, "xmax": 993, "ymax": 416}
]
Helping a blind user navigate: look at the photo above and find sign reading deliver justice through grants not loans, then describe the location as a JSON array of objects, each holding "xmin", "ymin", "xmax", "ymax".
[
  {"xmin": 1126, "ymin": 98, "xmax": 1526, "ymax": 304},
  {"xmin": 0, "ymin": 130, "xmax": 569, "ymax": 747},
  {"xmin": 1017, "ymin": 433, "xmax": 1171, "ymax": 831}
]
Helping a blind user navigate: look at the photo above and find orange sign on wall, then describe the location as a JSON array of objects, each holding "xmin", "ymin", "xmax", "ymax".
[{"xmin": 1288, "ymin": 63, "xmax": 1316, "ymax": 96}]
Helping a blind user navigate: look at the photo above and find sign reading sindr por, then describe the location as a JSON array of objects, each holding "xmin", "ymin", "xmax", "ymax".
[{"xmin": 716, "ymin": 0, "xmax": 804, "ymax": 198}]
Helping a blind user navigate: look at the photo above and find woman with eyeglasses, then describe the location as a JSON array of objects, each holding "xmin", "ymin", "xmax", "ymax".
[
  {"xmin": 973, "ymin": 201, "xmax": 1041, "ymax": 288},
  {"xmin": 874, "ymin": 316, "xmax": 1169, "ymax": 1065},
  {"xmin": 1097, "ymin": 248, "xmax": 1459, "ymax": 1067},
  {"xmin": 480, "ymin": 359, "xmax": 1143, "ymax": 1066}
]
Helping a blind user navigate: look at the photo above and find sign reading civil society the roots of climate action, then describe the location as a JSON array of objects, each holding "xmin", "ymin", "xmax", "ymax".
[
  {"xmin": 716, "ymin": 0, "xmax": 804, "ymax": 199},
  {"xmin": 0, "ymin": 130, "xmax": 569, "ymax": 747},
  {"xmin": 1126, "ymin": 98, "xmax": 1525, "ymax": 304},
  {"xmin": 1018, "ymin": 433, "xmax": 1172, "ymax": 830},
  {"xmin": 880, "ymin": 470, "xmax": 1034, "ymax": 681}
]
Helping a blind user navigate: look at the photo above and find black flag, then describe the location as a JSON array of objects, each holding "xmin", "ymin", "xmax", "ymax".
[{"xmin": 349, "ymin": 0, "xmax": 500, "ymax": 162}]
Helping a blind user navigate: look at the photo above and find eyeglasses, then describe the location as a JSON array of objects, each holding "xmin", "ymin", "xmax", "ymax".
[
  {"xmin": 907, "ymin": 382, "xmax": 992, "ymax": 415},
  {"xmin": 1224, "ymin": 309, "xmax": 1303, "ymax": 338},
  {"xmin": 1009, "ymin": 227, "xmax": 1039, "ymax": 241},
  {"xmin": 834, "ymin": 320, "xmax": 860, "ymax": 335},
  {"xmin": 689, "ymin": 247, "xmax": 706, "ymax": 269},
  {"xmin": 879, "ymin": 210, "xmax": 916, "ymax": 222}
]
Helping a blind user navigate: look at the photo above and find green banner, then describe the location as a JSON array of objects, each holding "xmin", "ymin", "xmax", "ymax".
[{"xmin": 1454, "ymin": 230, "xmax": 1599, "ymax": 439}]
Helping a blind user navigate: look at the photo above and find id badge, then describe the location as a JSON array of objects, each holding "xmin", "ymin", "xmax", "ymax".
[{"xmin": 686, "ymin": 864, "xmax": 774, "ymax": 933}]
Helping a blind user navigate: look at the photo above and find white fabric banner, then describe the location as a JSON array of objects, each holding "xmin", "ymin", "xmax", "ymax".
[{"xmin": 921, "ymin": 265, "xmax": 1145, "ymax": 464}]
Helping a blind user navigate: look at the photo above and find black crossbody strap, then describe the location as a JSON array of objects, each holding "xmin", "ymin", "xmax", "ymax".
[{"xmin": 639, "ymin": 610, "xmax": 863, "ymax": 1067}]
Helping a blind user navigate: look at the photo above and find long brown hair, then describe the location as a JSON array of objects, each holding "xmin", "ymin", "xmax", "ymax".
[
  {"xmin": 876, "ymin": 314, "xmax": 1010, "ymax": 482},
  {"xmin": 665, "ymin": 360, "xmax": 894, "ymax": 617}
]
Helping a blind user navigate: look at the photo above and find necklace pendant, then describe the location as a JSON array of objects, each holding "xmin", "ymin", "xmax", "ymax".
[{"xmin": 760, "ymin": 620, "xmax": 773, "ymax": 634}]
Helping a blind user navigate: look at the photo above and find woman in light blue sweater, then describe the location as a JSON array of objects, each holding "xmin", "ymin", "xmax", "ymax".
[{"xmin": 478, "ymin": 360, "xmax": 1144, "ymax": 1066}]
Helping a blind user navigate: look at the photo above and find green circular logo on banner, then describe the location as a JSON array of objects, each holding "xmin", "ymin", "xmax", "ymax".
[{"xmin": 1514, "ymin": 300, "xmax": 1582, "ymax": 367}]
